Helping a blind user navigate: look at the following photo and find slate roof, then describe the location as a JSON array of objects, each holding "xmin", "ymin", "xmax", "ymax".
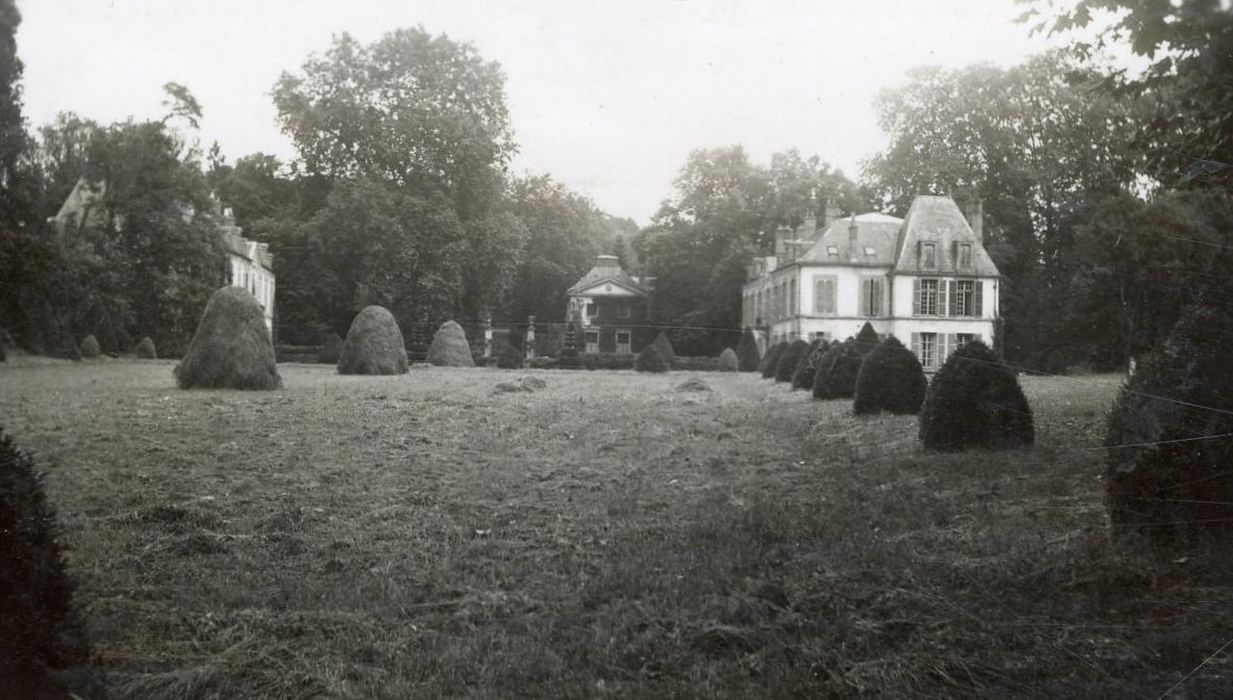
[
  {"xmin": 892, "ymin": 196, "xmax": 1000, "ymax": 277},
  {"xmin": 795, "ymin": 213, "xmax": 905, "ymax": 265},
  {"xmin": 567, "ymin": 255, "xmax": 649, "ymax": 296}
]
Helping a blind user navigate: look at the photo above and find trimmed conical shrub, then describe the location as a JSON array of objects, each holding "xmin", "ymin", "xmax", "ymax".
[
  {"xmin": 737, "ymin": 327, "xmax": 761, "ymax": 372},
  {"xmin": 759, "ymin": 342, "xmax": 784, "ymax": 379},
  {"xmin": 1105, "ymin": 305, "xmax": 1233, "ymax": 542},
  {"xmin": 79, "ymin": 335, "xmax": 100, "ymax": 359},
  {"xmin": 792, "ymin": 340, "xmax": 828, "ymax": 391},
  {"xmin": 317, "ymin": 332, "xmax": 344, "ymax": 364},
  {"xmin": 919, "ymin": 340, "xmax": 1033, "ymax": 451},
  {"xmin": 175, "ymin": 287, "xmax": 281, "ymax": 390},
  {"xmin": 775, "ymin": 339, "xmax": 809, "ymax": 383},
  {"xmin": 855, "ymin": 322, "xmax": 880, "ymax": 356},
  {"xmin": 636, "ymin": 344, "xmax": 669, "ymax": 373},
  {"xmin": 813, "ymin": 340, "xmax": 864, "ymax": 399},
  {"xmin": 135, "ymin": 336, "xmax": 157, "ymax": 359},
  {"xmin": 717, "ymin": 348, "xmax": 739, "ymax": 372},
  {"xmin": 496, "ymin": 339, "xmax": 524, "ymax": 369},
  {"xmin": 338, "ymin": 306, "xmax": 408, "ymax": 375},
  {"xmin": 427, "ymin": 320, "xmax": 475, "ymax": 367},
  {"xmin": 854, "ymin": 336, "xmax": 927, "ymax": 415},
  {"xmin": 652, "ymin": 332, "xmax": 676, "ymax": 364},
  {"xmin": 1, "ymin": 428, "xmax": 90, "ymax": 677}
]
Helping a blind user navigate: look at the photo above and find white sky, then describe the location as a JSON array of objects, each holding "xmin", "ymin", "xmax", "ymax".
[{"xmin": 17, "ymin": 0, "xmax": 1071, "ymax": 223}]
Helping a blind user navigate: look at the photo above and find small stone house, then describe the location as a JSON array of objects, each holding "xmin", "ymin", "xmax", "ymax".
[{"xmin": 565, "ymin": 254, "xmax": 653, "ymax": 354}]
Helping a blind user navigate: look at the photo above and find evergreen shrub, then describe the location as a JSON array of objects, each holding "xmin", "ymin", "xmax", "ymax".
[
  {"xmin": 636, "ymin": 344, "xmax": 669, "ymax": 373},
  {"xmin": 918, "ymin": 340, "xmax": 1034, "ymax": 451},
  {"xmin": 853, "ymin": 336, "xmax": 927, "ymax": 415}
]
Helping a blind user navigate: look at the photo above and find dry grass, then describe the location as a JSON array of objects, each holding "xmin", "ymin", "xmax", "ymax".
[{"xmin": 1, "ymin": 359, "xmax": 1231, "ymax": 698}]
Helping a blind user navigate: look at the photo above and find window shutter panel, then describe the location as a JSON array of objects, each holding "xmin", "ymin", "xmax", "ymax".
[
  {"xmin": 911, "ymin": 332, "xmax": 920, "ymax": 361},
  {"xmin": 948, "ymin": 280, "xmax": 957, "ymax": 317},
  {"xmin": 874, "ymin": 279, "xmax": 882, "ymax": 316},
  {"xmin": 912, "ymin": 279, "xmax": 921, "ymax": 316},
  {"xmin": 860, "ymin": 279, "xmax": 870, "ymax": 315},
  {"xmin": 824, "ymin": 278, "xmax": 835, "ymax": 314},
  {"xmin": 974, "ymin": 280, "xmax": 984, "ymax": 317}
]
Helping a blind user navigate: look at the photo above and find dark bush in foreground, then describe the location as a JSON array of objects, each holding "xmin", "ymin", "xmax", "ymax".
[
  {"xmin": 636, "ymin": 344, "xmax": 669, "ymax": 373},
  {"xmin": 496, "ymin": 340, "xmax": 524, "ymax": 369},
  {"xmin": 79, "ymin": 335, "xmax": 100, "ymax": 359},
  {"xmin": 737, "ymin": 327, "xmax": 760, "ymax": 372},
  {"xmin": 0, "ymin": 428, "xmax": 90, "ymax": 677},
  {"xmin": 1105, "ymin": 305, "xmax": 1233, "ymax": 543},
  {"xmin": 760, "ymin": 342, "xmax": 784, "ymax": 379},
  {"xmin": 652, "ymin": 332, "xmax": 676, "ymax": 364},
  {"xmin": 317, "ymin": 332, "xmax": 344, "ymax": 364},
  {"xmin": 338, "ymin": 306, "xmax": 409, "ymax": 375},
  {"xmin": 919, "ymin": 340, "xmax": 1033, "ymax": 451},
  {"xmin": 854, "ymin": 336, "xmax": 927, "ymax": 415},
  {"xmin": 135, "ymin": 336, "xmax": 157, "ymax": 359},
  {"xmin": 428, "ymin": 321, "xmax": 475, "ymax": 367},
  {"xmin": 813, "ymin": 340, "xmax": 863, "ymax": 399},
  {"xmin": 791, "ymin": 339, "xmax": 824, "ymax": 390},
  {"xmin": 175, "ymin": 287, "xmax": 281, "ymax": 390},
  {"xmin": 775, "ymin": 339, "xmax": 809, "ymax": 383},
  {"xmin": 717, "ymin": 348, "xmax": 738, "ymax": 372}
]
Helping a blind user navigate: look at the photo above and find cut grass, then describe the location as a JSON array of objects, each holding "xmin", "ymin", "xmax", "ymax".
[{"xmin": 0, "ymin": 359, "xmax": 1230, "ymax": 698}]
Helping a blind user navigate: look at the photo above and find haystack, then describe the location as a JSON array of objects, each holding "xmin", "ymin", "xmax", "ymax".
[
  {"xmin": 337, "ymin": 306, "xmax": 409, "ymax": 375},
  {"xmin": 174, "ymin": 287, "xmax": 281, "ymax": 390},
  {"xmin": 79, "ymin": 335, "xmax": 101, "ymax": 359},
  {"xmin": 427, "ymin": 320, "xmax": 474, "ymax": 367},
  {"xmin": 317, "ymin": 332, "xmax": 344, "ymax": 364},
  {"xmin": 135, "ymin": 337, "xmax": 157, "ymax": 359}
]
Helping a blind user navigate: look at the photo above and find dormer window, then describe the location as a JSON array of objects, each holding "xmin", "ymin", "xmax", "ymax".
[
  {"xmin": 922, "ymin": 243, "xmax": 937, "ymax": 269},
  {"xmin": 959, "ymin": 243, "xmax": 972, "ymax": 268},
  {"xmin": 863, "ymin": 246, "xmax": 876, "ymax": 257},
  {"xmin": 826, "ymin": 245, "xmax": 839, "ymax": 257}
]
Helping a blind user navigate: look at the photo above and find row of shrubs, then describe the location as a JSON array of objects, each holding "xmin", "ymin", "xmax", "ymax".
[{"xmin": 760, "ymin": 323, "xmax": 1035, "ymax": 452}]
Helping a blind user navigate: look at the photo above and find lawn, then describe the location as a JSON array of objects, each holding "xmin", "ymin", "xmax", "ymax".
[{"xmin": 1, "ymin": 358, "xmax": 1230, "ymax": 698}]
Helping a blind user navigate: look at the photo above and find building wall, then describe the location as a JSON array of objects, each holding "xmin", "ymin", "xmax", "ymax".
[{"xmin": 229, "ymin": 250, "xmax": 275, "ymax": 330}]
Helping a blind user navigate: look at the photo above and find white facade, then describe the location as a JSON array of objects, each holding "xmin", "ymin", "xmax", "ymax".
[
  {"xmin": 219, "ymin": 207, "xmax": 276, "ymax": 330},
  {"xmin": 742, "ymin": 197, "xmax": 1000, "ymax": 371}
]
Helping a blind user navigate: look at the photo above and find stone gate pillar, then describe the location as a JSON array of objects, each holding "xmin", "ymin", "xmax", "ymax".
[
  {"xmin": 482, "ymin": 315, "xmax": 493, "ymax": 358},
  {"xmin": 525, "ymin": 315, "xmax": 536, "ymax": 359}
]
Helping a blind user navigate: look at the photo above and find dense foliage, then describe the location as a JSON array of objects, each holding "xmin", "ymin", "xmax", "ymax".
[
  {"xmin": 759, "ymin": 342, "xmax": 784, "ymax": 379},
  {"xmin": 78, "ymin": 334, "xmax": 100, "ymax": 359},
  {"xmin": 919, "ymin": 341, "xmax": 1034, "ymax": 451},
  {"xmin": 652, "ymin": 332, "xmax": 676, "ymax": 364},
  {"xmin": 495, "ymin": 339, "xmax": 524, "ymax": 369},
  {"xmin": 736, "ymin": 327, "xmax": 760, "ymax": 372},
  {"xmin": 853, "ymin": 337, "xmax": 927, "ymax": 415},
  {"xmin": 813, "ymin": 340, "xmax": 864, "ymax": 400},
  {"xmin": 717, "ymin": 347, "xmax": 738, "ymax": 372},
  {"xmin": 635, "ymin": 344, "xmax": 668, "ymax": 373},
  {"xmin": 1104, "ymin": 306, "xmax": 1233, "ymax": 544},
  {"xmin": 791, "ymin": 340, "xmax": 828, "ymax": 391},
  {"xmin": 135, "ymin": 336, "xmax": 157, "ymax": 359},
  {"xmin": 775, "ymin": 339, "xmax": 809, "ymax": 384},
  {"xmin": 0, "ymin": 427, "xmax": 89, "ymax": 675}
]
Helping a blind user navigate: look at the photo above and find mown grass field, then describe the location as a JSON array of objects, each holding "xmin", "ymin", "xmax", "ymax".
[{"xmin": 1, "ymin": 357, "xmax": 1230, "ymax": 698}]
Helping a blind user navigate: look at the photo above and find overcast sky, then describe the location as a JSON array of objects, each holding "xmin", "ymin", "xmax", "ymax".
[{"xmin": 17, "ymin": 0, "xmax": 1070, "ymax": 223}]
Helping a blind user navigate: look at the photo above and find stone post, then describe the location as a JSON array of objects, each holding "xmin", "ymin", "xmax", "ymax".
[
  {"xmin": 482, "ymin": 315, "xmax": 493, "ymax": 358},
  {"xmin": 525, "ymin": 315, "xmax": 536, "ymax": 359}
]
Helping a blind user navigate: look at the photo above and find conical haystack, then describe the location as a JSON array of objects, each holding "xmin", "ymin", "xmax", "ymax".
[
  {"xmin": 175, "ymin": 287, "xmax": 281, "ymax": 390},
  {"xmin": 427, "ymin": 320, "xmax": 474, "ymax": 367},
  {"xmin": 338, "ymin": 306, "xmax": 408, "ymax": 375}
]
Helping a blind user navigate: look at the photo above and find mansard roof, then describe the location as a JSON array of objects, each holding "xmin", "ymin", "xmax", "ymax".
[
  {"xmin": 796, "ymin": 212, "xmax": 905, "ymax": 265},
  {"xmin": 892, "ymin": 196, "xmax": 1000, "ymax": 277},
  {"xmin": 567, "ymin": 255, "xmax": 649, "ymax": 296}
]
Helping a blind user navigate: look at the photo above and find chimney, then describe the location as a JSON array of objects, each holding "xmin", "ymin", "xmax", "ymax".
[
  {"xmin": 823, "ymin": 203, "xmax": 842, "ymax": 230},
  {"xmin": 773, "ymin": 225, "xmax": 790, "ymax": 257},
  {"xmin": 596, "ymin": 254, "xmax": 620, "ymax": 269},
  {"xmin": 967, "ymin": 198, "xmax": 984, "ymax": 243},
  {"xmin": 847, "ymin": 213, "xmax": 859, "ymax": 260},
  {"xmin": 801, "ymin": 210, "xmax": 817, "ymax": 239}
]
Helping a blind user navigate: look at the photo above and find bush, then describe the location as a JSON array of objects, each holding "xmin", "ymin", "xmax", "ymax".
[
  {"xmin": 337, "ymin": 306, "xmax": 409, "ymax": 376},
  {"xmin": 317, "ymin": 332, "xmax": 344, "ymax": 364},
  {"xmin": 496, "ymin": 340, "xmax": 524, "ymax": 369},
  {"xmin": 557, "ymin": 347, "xmax": 582, "ymax": 370},
  {"xmin": 813, "ymin": 340, "xmax": 864, "ymax": 399},
  {"xmin": 1104, "ymin": 305, "xmax": 1233, "ymax": 543},
  {"xmin": 135, "ymin": 336, "xmax": 157, "ymax": 359},
  {"xmin": 0, "ymin": 428, "xmax": 90, "ymax": 677},
  {"xmin": 670, "ymin": 356, "xmax": 721, "ymax": 371},
  {"xmin": 717, "ymin": 348, "xmax": 739, "ymax": 372},
  {"xmin": 854, "ymin": 336, "xmax": 927, "ymax": 415},
  {"xmin": 775, "ymin": 339, "xmax": 809, "ymax": 383},
  {"xmin": 759, "ymin": 342, "xmax": 784, "ymax": 379},
  {"xmin": 652, "ymin": 332, "xmax": 676, "ymax": 364},
  {"xmin": 581, "ymin": 353, "xmax": 636, "ymax": 371},
  {"xmin": 175, "ymin": 287, "xmax": 281, "ymax": 390},
  {"xmin": 919, "ymin": 340, "xmax": 1034, "ymax": 451},
  {"xmin": 636, "ymin": 344, "xmax": 669, "ymax": 373},
  {"xmin": 792, "ymin": 340, "xmax": 827, "ymax": 391},
  {"xmin": 427, "ymin": 320, "xmax": 475, "ymax": 367},
  {"xmin": 79, "ymin": 335, "xmax": 100, "ymax": 359},
  {"xmin": 855, "ymin": 322, "xmax": 880, "ymax": 356},
  {"xmin": 737, "ymin": 327, "xmax": 761, "ymax": 372}
]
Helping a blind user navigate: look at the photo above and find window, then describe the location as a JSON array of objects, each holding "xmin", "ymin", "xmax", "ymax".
[
  {"xmin": 616, "ymin": 331, "xmax": 631, "ymax": 354},
  {"xmin": 913, "ymin": 332, "xmax": 938, "ymax": 369},
  {"xmin": 586, "ymin": 302, "xmax": 597, "ymax": 318},
  {"xmin": 959, "ymin": 243, "xmax": 972, "ymax": 268},
  {"xmin": 861, "ymin": 278, "xmax": 883, "ymax": 317},
  {"xmin": 864, "ymin": 246, "xmax": 877, "ymax": 257},
  {"xmin": 814, "ymin": 276, "xmax": 837, "ymax": 315},
  {"xmin": 584, "ymin": 330, "xmax": 599, "ymax": 354},
  {"xmin": 922, "ymin": 243, "xmax": 937, "ymax": 269},
  {"xmin": 914, "ymin": 278, "xmax": 940, "ymax": 316},
  {"xmin": 826, "ymin": 245, "xmax": 839, "ymax": 257},
  {"xmin": 947, "ymin": 280, "xmax": 982, "ymax": 317},
  {"xmin": 811, "ymin": 331, "xmax": 832, "ymax": 342},
  {"xmin": 618, "ymin": 303, "xmax": 631, "ymax": 319}
]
